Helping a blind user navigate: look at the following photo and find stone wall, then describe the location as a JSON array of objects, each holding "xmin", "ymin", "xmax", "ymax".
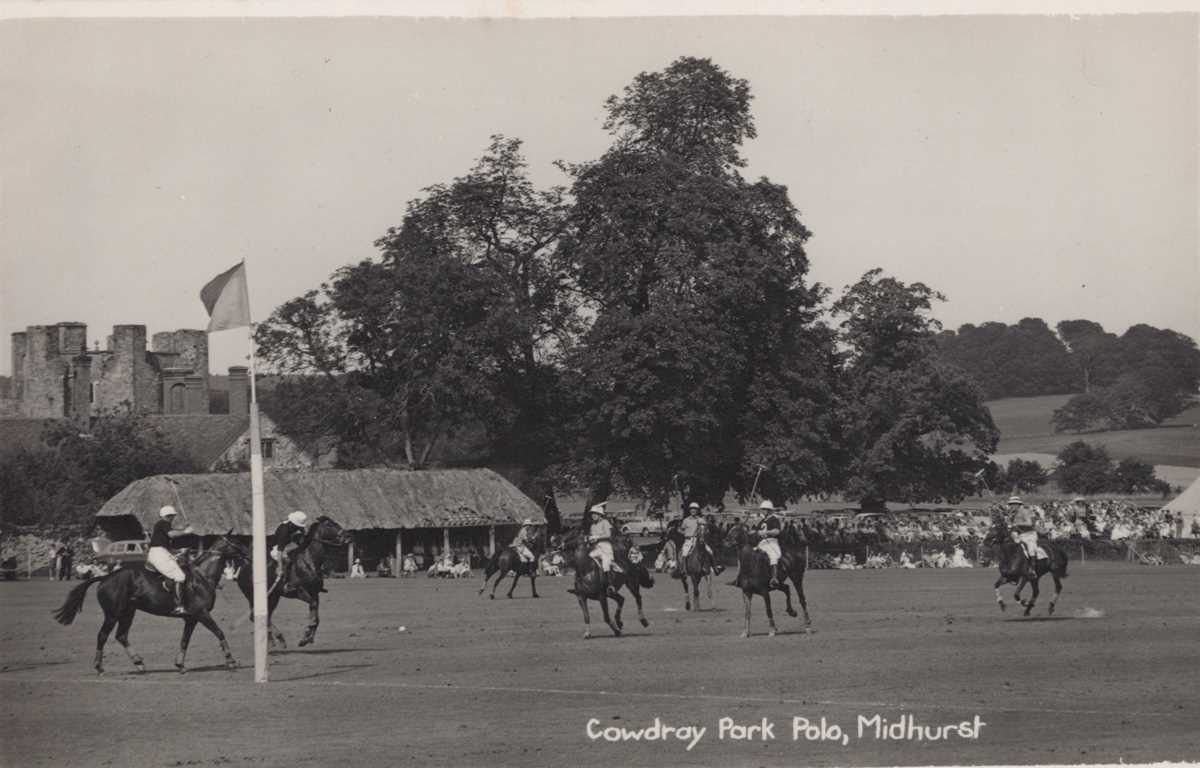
[{"xmin": 4, "ymin": 321, "xmax": 213, "ymax": 418}]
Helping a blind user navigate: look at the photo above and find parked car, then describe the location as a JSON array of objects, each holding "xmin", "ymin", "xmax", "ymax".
[
  {"xmin": 92, "ymin": 538, "xmax": 149, "ymax": 567},
  {"xmin": 620, "ymin": 518, "xmax": 666, "ymax": 537}
]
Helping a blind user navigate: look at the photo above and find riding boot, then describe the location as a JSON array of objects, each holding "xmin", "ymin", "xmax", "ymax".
[
  {"xmin": 172, "ymin": 581, "xmax": 187, "ymax": 615},
  {"xmin": 770, "ymin": 563, "xmax": 783, "ymax": 588}
]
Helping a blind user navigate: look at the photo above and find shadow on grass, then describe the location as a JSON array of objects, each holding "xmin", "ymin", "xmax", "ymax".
[
  {"xmin": 276, "ymin": 663, "xmax": 375, "ymax": 682},
  {"xmin": 0, "ymin": 660, "xmax": 75, "ymax": 674},
  {"xmin": 273, "ymin": 646, "xmax": 388, "ymax": 655},
  {"xmin": 135, "ymin": 663, "xmax": 240, "ymax": 675}
]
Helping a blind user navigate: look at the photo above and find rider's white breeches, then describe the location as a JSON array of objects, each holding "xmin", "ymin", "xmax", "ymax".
[
  {"xmin": 590, "ymin": 541, "xmax": 614, "ymax": 571},
  {"xmin": 756, "ymin": 539, "xmax": 781, "ymax": 565},
  {"xmin": 147, "ymin": 547, "xmax": 185, "ymax": 582}
]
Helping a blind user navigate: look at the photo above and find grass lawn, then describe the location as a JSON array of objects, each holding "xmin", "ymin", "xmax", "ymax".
[{"xmin": 987, "ymin": 396, "xmax": 1200, "ymax": 468}]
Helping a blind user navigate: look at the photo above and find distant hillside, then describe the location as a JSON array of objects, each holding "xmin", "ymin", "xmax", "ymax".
[{"xmin": 988, "ymin": 396, "xmax": 1200, "ymax": 469}]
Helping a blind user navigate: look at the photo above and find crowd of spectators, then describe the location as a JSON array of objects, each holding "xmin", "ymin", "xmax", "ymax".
[{"xmin": 764, "ymin": 497, "xmax": 1194, "ymax": 547}]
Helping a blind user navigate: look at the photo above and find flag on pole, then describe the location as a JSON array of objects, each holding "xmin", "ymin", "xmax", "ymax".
[
  {"xmin": 200, "ymin": 262, "xmax": 251, "ymax": 332},
  {"xmin": 198, "ymin": 261, "xmax": 270, "ymax": 682}
]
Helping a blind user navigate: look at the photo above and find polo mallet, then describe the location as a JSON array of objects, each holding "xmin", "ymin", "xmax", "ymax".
[
  {"xmin": 748, "ymin": 464, "xmax": 767, "ymax": 502},
  {"xmin": 163, "ymin": 476, "xmax": 195, "ymax": 537}
]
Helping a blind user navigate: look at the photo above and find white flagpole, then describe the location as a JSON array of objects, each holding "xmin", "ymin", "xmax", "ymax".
[{"xmin": 243, "ymin": 266, "xmax": 270, "ymax": 683}]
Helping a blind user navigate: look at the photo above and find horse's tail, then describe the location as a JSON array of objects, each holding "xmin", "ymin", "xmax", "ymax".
[{"xmin": 52, "ymin": 574, "xmax": 106, "ymax": 625}]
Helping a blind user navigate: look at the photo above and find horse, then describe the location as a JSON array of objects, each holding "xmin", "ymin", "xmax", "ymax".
[
  {"xmin": 236, "ymin": 515, "xmax": 350, "ymax": 649},
  {"xmin": 53, "ymin": 534, "xmax": 249, "ymax": 674},
  {"xmin": 667, "ymin": 524, "xmax": 717, "ymax": 611},
  {"xmin": 559, "ymin": 527, "xmax": 654, "ymax": 639},
  {"xmin": 479, "ymin": 525, "xmax": 548, "ymax": 599},
  {"xmin": 992, "ymin": 538, "xmax": 1069, "ymax": 616},
  {"xmin": 724, "ymin": 521, "xmax": 812, "ymax": 637}
]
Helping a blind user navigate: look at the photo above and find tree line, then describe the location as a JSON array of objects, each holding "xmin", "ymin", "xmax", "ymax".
[{"xmin": 936, "ymin": 319, "xmax": 1200, "ymax": 431}]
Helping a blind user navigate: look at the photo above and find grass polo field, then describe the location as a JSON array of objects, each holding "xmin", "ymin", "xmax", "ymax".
[{"xmin": 1, "ymin": 563, "xmax": 1197, "ymax": 767}]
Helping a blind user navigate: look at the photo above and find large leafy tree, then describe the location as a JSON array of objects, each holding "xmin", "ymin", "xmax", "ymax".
[
  {"xmin": 557, "ymin": 56, "xmax": 839, "ymax": 509},
  {"xmin": 256, "ymin": 254, "xmax": 500, "ymax": 468},
  {"xmin": 375, "ymin": 136, "xmax": 575, "ymax": 471},
  {"xmin": 834, "ymin": 269, "xmax": 999, "ymax": 513},
  {"xmin": 256, "ymin": 139, "xmax": 572, "ymax": 471}
]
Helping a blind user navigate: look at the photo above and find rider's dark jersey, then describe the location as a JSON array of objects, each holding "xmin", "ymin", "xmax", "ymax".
[
  {"xmin": 149, "ymin": 518, "xmax": 174, "ymax": 549},
  {"xmin": 759, "ymin": 514, "xmax": 782, "ymax": 538},
  {"xmin": 272, "ymin": 522, "xmax": 305, "ymax": 550}
]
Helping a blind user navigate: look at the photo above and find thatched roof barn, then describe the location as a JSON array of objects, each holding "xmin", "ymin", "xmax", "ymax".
[{"xmin": 97, "ymin": 467, "xmax": 545, "ymax": 537}]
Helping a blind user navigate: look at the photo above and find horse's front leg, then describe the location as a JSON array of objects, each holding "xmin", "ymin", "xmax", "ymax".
[
  {"xmin": 705, "ymin": 570, "xmax": 713, "ymax": 600},
  {"xmin": 1048, "ymin": 572, "xmax": 1063, "ymax": 616},
  {"xmin": 578, "ymin": 595, "xmax": 591, "ymax": 640},
  {"xmin": 597, "ymin": 595, "xmax": 620, "ymax": 637},
  {"xmin": 175, "ymin": 618, "xmax": 198, "ymax": 673},
  {"xmin": 529, "ymin": 569, "xmax": 539, "ymax": 599},
  {"xmin": 631, "ymin": 583, "xmax": 649, "ymax": 627},
  {"xmin": 610, "ymin": 589, "xmax": 625, "ymax": 630},
  {"xmin": 268, "ymin": 591, "xmax": 287, "ymax": 650},
  {"xmin": 993, "ymin": 574, "xmax": 1010, "ymax": 611},
  {"xmin": 196, "ymin": 613, "xmax": 238, "ymax": 669},
  {"xmin": 777, "ymin": 582, "xmax": 798, "ymax": 618},
  {"xmin": 763, "ymin": 591, "xmax": 778, "ymax": 637},
  {"xmin": 681, "ymin": 569, "xmax": 692, "ymax": 611},
  {"xmin": 740, "ymin": 591, "xmax": 752, "ymax": 638},
  {"xmin": 1023, "ymin": 577, "xmax": 1040, "ymax": 617},
  {"xmin": 691, "ymin": 573, "xmax": 702, "ymax": 611},
  {"xmin": 298, "ymin": 593, "xmax": 320, "ymax": 646},
  {"xmin": 506, "ymin": 572, "xmax": 521, "ymax": 599},
  {"xmin": 790, "ymin": 568, "xmax": 812, "ymax": 630},
  {"xmin": 114, "ymin": 612, "xmax": 145, "ymax": 672}
]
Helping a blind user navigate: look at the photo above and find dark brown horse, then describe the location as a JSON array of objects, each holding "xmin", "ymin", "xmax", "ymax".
[
  {"xmin": 724, "ymin": 521, "xmax": 812, "ymax": 637},
  {"xmin": 236, "ymin": 515, "xmax": 350, "ymax": 649},
  {"xmin": 479, "ymin": 525, "xmax": 547, "ymax": 599},
  {"xmin": 560, "ymin": 527, "xmax": 653, "ymax": 639},
  {"xmin": 993, "ymin": 539, "xmax": 1069, "ymax": 616},
  {"xmin": 53, "ymin": 535, "xmax": 249, "ymax": 674},
  {"xmin": 667, "ymin": 524, "xmax": 720, "ymax": 611}
]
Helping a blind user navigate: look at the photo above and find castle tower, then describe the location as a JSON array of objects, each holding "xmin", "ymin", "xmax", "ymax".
[
  {"xmin": 228, "ymin": 366, "xmax": 249, "ymax": 416},
  {"xmin": 69, "ymin": 350, "xmax": 93, "ymax": 421}
]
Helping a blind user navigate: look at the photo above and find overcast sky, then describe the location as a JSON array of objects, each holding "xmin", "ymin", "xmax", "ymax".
[{"xmin": 1, "ymin": 14, "xmax": 1196, "ymax": 375}]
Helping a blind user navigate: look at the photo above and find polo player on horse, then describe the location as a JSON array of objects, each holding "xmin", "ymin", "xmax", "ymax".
[
  {"xmin": 511, "ymin": 518, "xmax": 538, "ymax": 568},
  {"xmin": 673, "ymin": 502, "xmax": 723, "ymax": 578},
  {"xmin": 587, "ymin": 502, "xmax": 623, "ymax": 581},
  {"xmin": 755, "ymin": 501, "xmax": 785, "ymax": 588},
  {"xmin": 1009, "ymin": 496, "xmax": 1045, "ymax": 578},
  {"xmin": 146, "ymin": 505, "xmax": 195, "ymax": 615}
]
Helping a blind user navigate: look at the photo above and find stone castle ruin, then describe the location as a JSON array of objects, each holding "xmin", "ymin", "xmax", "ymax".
[{"xmin": 2, "ymin": 322, "xmax": 248, "ymax": 419}]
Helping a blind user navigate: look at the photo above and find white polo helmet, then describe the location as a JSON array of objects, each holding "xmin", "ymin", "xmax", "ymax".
[
  {"xmin": 688, "ymin": 502, "xmax": 701, "ymax": 511},
  {"xmin": 589, "ymin": 502, "xmax": 608, "ymax": 516},
  {"xmin": 522, "ymin": 518, "xmax": 533, "ymax": 525},
  {"xmin": 1007, "ymin": 496, "xmax": 1023, "ymax": 506},
  {"xmin": 759, "ymin": 501, "xmax": 776, "ymax": 512},
  {"xmin": 288, "ymin": 510, "xmax": 308, "ymax": 526},
  {"xmin": 159, "ymin": 505, "xmax": 177, "ymax": 518}
]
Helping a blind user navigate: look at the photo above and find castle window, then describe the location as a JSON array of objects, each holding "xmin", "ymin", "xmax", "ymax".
[
  {"xmin": 90, "ymin": 382, "xmax": 96, "ymax": 403},
  {"xmin": 169, "ymin": 383, "xmax": 185, "ymax": 413},
  {"xmin": 262, "ymin": 438, "xmax": 275, "ymax": 459}
]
